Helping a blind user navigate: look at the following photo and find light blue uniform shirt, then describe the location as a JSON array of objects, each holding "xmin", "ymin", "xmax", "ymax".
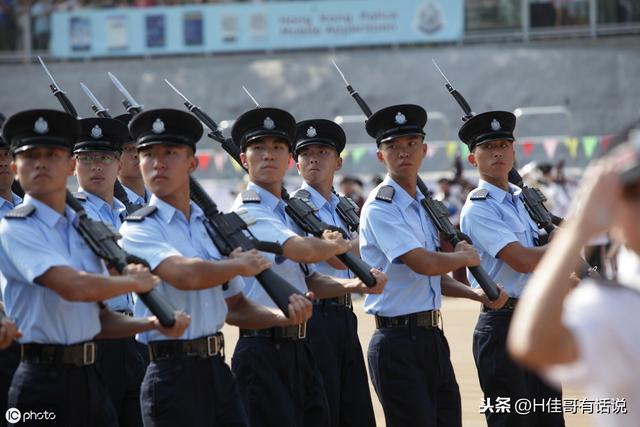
[
  {"xmin": 460, "ymin": 179, "xmax": 540, "ymax": 298},
  {"xmin": 0, "ymin": 192, "xmax": 22, "ymax": 217},
  {"xmin": 120, "ymin": 195, "xmax": 243, "ymax": 344},
  {"xmin": 76, "ymin": 188, "xmax": 131, "ymax": 312},
  {"xmin": 122, "ymin": 184, "xmax": 149, "ymax": 206},
  {"xmin": 0, "ymin": 192, "xmax": 23, "ymax": 302},
  {"xmin": 359, "ymin": 175, "xmax": 441, "ymax": 317},
  {"xmin": 0, "ymin": 195, "xmax": 104, "ymax": 344},
  {"xmin": 231, "ymin": 182, "xmax": 313, "ymax": 309},
  {"xmin": 290, "ymin": 182, "xmax": 352, "ymax": 280}
]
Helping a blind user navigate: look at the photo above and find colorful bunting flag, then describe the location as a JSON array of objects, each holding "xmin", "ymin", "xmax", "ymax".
[
  {"xmin": 446, "ymin": 141, "xmax": 457, "ymax": 159},
  {"xmin": 214, "ymin": 153, "xmax": 225, "ymax": 172},
  {"xmin": 351, "ymin": 147, "xmax": 367, "ymax": 164},
  {"xmin": 459, "ymin": 142, "xmax": 469, "ymax": 156},
  {"xmin": 197, "ymin": 153, "xmax": 211, "ymax": 171},
  {"xmin": 522, "ymin": 141, "xmax": 534, "ymax": 157},
  {"xmin": 564, "ymin": 137, "xmax": 579, "ymax": 158},
  {"xmin": 543, "ymin": 138, "xmax": 558, "ymax": 159},
  {"xmin": 582, "ymin": 136, "xmax": 599, "ymax": 159}
]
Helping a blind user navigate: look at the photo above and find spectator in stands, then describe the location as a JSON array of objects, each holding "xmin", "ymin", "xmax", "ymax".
[{"xmin": 0, "ymin": 0, "xmax": 17, "ymax": 51}]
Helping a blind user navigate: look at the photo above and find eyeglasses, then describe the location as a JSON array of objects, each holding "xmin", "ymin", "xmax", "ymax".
[{"xmin": 76, "ymin": 154, "xmax": 118, "ymax": 165}]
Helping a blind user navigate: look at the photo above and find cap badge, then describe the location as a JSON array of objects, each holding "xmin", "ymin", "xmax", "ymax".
[
  {"xmin": 395, "ymin": 112, "xmax": 407, "ymax": 125},
  {"xmin": 263, "ymin": 117, "xmax": 275, "ymax": 130},
  {"xmin": 91, "ymin": 125, "xmax": 103, "ymax": 139},
  {"xmin": 306, "ymin": 126, "xmax": 317, "ymax": 138},
  {"xmin": 33, "ymin": 117, "xmax": 49, "ymax": 135},
  {"xmin": 491, "ymin": 119, "xmax": 501, "ymax": 131},
  {"xmin": 152, "ymin": 118, "xmax": 165, "ymax": 134}
]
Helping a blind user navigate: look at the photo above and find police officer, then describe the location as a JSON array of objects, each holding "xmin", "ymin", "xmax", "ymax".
[
  {"xmin": 0, "ymin": 109, "xmax": 189, "ymax": 426},
  {"xmin": 120, "ymin": 108, "xmax": 312, "ymax": 426},
  {"xmin": 73, "ymin": 116, "xmax": 146, "ymax": 427},
  {"xmin": 458, "ymin": 111, "xmax": 564, "ymax": 427},
  {"xmin": 292, "ymin": 119, "xmax": 376, "ymax": 427},
  {"xmin": 114, "ymin": 113, "xmax": 150, "ymax": 205},
  {"xmin": 359, "ymin": 104, "xmax": 507, "ymax": 427},
  {"xmin": 230, "ymin": 107, "xmax": 387, "ymax": 427},
  {"xmin": 0, "ymin": 112, "xmax": 22, "ymax": 417}
]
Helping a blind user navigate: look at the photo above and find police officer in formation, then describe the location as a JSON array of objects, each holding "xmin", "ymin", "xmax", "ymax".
[
  {"xmin": 230, "ymin": 107, "xmax": 386, "ymax": 427},
  {"xmin": 72, "ymin": 116, "xmax": 146, "ymax": 426},
  {"xmin": 115, "ymin": 113, "xmax": 151, "ymax": 205},
  {"xmin": 459, "ymin": 111, "xmax": 565, "ymax": 427},
  {"xmin": 359, "ymin": 104, "xmax": 507, "ymax": 427},
  {"xmin": 291, "ymin": 118, "xmax": 376, "ymax": 427},
  {"xmin": 0, "ymin": 112, "xmax": 22, "ymax": 417},
  {"xmin": 0, "ymin": 109, "xmax": 190, "ymax": 426}
]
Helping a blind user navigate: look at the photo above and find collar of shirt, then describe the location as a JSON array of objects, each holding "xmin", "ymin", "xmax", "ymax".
[
  {"xmin": 477, "ymin": 179, "xmax": 522, "ymax": 204},
  {"xmin": 381, "ymin": 174, "xmax": 426, "ymax": 209},
  {"xmin": 149, "ymin": 194, "xmax": 205, "ymax": 225},
  {"xmin": 23, "ymin": 194, "xmax": 78, "ymax": 229},
  {"xmin": 300, "ymin": 181, "xmax": 339, "ymax": 213},
  {"xmin": 0, "ymin": 192, "xmax": 22, "ymax": 210},
  {"xmin": 78, "ymin": 188, "xmax": 127, "ymax": 217}
]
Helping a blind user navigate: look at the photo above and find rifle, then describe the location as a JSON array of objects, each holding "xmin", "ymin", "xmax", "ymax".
[
  {"xmin": 65, "ymin": 191, "xmax": 176, "ymax": 327},
  {"xmin": 38, "ymin": 57, "xmax": 80, "ymax": 119},
  {"xmin": 110, "ymin": 79, "xmax": 303, "ymax": 315},
  {"xmin": 78, "ymin": 82, "xmax": 144, "ymax": 214},
  {"xmin": 165, "ymin": 79, "xmax": 376, "ymax": 287},
  {"xmin": 332, "ymin": 60, "xmax": 500, "ymax": 300},
  {"xmin": 108, "ymin": 72, "xmax": 144, "ymax": 115}
]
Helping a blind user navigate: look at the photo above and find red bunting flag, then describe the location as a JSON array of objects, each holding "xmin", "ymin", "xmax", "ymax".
[
  {"xmin": 198, "ymin": 153, "xmax": 211, "ymax": 171},
  {"xmin": 522, "ymin": 141, "xmax": 534, "ymax": 157}
]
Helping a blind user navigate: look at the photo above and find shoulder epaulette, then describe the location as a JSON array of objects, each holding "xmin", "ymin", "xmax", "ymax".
[
  {"xmin": 470, "ymin": 188, "xmax": 489, "ymax": 201},
  {"xmin": 4, "ymin": 204, "xmax": 36, "ymax": 219},
  {"xmin": 375, "ymin": 185, "xmax": 395, "ymax": 203},
  {"xmin": 293, "ymin": 189, "xmax": 311, "ymax": 201},
  {"xmin": 241, "ymin": 190, "xmax": 261, "ymax": 204},
  {"xmin": 123, "ymin": 205, "xmax": 158, "ymax": 222},
  {"xmin": 72, "ymin": 191, "xmax": 88, "ymax": 202}
]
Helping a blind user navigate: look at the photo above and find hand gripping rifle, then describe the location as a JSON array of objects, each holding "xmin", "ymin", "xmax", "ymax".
[
  {"xmin": 78, "ymin": 82, "xmax": 144, "ymax": 214},
  {"xmin": 332, "ymin": 60, "xmax": 500, "ymax": 300},
  {"xmin": 432, "ymin": 60, "xmax": 595, "ymax": 277},
  {"xmin": 65, "ymin": 191, "xmax": 176, "ymax": 327},
  {"xmin": 107, "ymin": 79, "xmax": 302, "ymax": 315},
  {"xmin": 165, "ymin": 80, "xmax": 376, "ymax": 287}
]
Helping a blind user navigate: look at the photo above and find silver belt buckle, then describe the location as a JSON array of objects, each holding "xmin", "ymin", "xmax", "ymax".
[
  {"xmin": 207, "ymin": 335, "xmax": 221, "ymax": 356},
  {"xmin": 345, "ymin": 294, "xmax": 353, "ymax": 309},
  {"xmin": 432, "ymin": 310, "xmax": 442, "ymax": 329},
  {"xmin": 83, "ymin": 342, "xmax": 96, "ymax": 365},
  {"xmin": 297, "ymin": 322, "xmax": 307, "ymax": 339}
]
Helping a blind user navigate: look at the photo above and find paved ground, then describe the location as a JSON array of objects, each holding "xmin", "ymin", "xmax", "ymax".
[{"xmin": 222, "ymin": 296, "xmax": 592, "ymax": 427}]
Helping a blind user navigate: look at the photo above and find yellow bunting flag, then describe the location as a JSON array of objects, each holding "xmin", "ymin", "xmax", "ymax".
[
  {"xmin": 446, "ymin": 141, "xmax": 458, "ymax": 159},
  {"xmin": 564, "ymin": 137, "xmax": 579, "ymax": 158}
]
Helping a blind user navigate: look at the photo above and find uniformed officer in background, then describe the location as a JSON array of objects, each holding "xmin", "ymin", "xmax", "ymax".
[
  {"xmin": 114, "ymin": 113, "xmax": 150, "ymax": 205},
  {"xmin": 120, "ymin": 108, "xmax": 313, "ymax": 427},
  {"xmin": 291, "ymin": 118, "xmax": 376, "ymax": 427},
  {"xmin": 0, "ymin": 109, "xmax": 189, "ymax": 426},
  {"xmin": 230, "ymin": 107, "xmax": 387, "ymax": 427},
  {"xmin": 72, "ymin": 116, "xmax": 146, "ymax": 427},
  {"xmin": 359, "ymin": 104, "xmax": 507, "ymax": 427},
  {"xmin": 0, "ymin": 111, "xmax": 22, "ymax": 417},
  {"xmin": 458, "ymin": 111, "xmax": 564, "ymax": 427}
]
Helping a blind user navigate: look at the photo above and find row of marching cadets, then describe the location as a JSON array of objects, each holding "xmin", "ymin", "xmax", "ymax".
[{"xmin": 2, "ymin": 67, "xmax": 628, "ymax": 427}]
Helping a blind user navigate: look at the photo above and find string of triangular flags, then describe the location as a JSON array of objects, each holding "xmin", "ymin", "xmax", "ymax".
[{"xmin": 195, "ymin": 135, "xmax": 615, "ymax": 173}]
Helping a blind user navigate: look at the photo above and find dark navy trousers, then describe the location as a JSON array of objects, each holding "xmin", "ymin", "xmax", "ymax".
[
  {"xmin": 473, "ymin": 310, "xmax": 565, "ymax": 427},
  {"xmin": 140, "ymin": 353, "xmax": 248, "ymax": 427},
  {"xmin": 367, "ymin": 325, "xmax": 462, "ymax": 427},
  {"xmin": 95, "ymin": 338, "xmax": 146, "ymax": 427},
  {"xmin": 8, "ymin": 359, "xmax": 117, "ymax": 426},
  {"xmin": 0, "ymin": 342, "xmax": 20, "ymax": 417},
  {"xmin": 307, "ymin": 304, "xmax": 375, "ymax": 427},
  {"xmin": 232, "ymin": 336, "xmax": 330, "ymax": 427}
]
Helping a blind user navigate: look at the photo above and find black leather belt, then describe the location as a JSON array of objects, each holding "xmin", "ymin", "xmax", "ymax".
[
  {"xmin": 148, "ymin": 333, "xmax": 224, "ymax": 362},
  {"xmin": 240, "ymin": 323, "xmax": 307, "ymax": 341},
  {"xmin": 375, "ymin": 310, "xmax": 441, "ymax": 329},
  {"xmin": 482, "ymin": 297, "xmax": 519, "ymax": 312},
  {"xmin": 21, "ymin": 342, "xmax": 97, "ymax": 367},
  {"xmin": 314, "ymin": 294, "xmax": 352, "ymax": 310}
]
